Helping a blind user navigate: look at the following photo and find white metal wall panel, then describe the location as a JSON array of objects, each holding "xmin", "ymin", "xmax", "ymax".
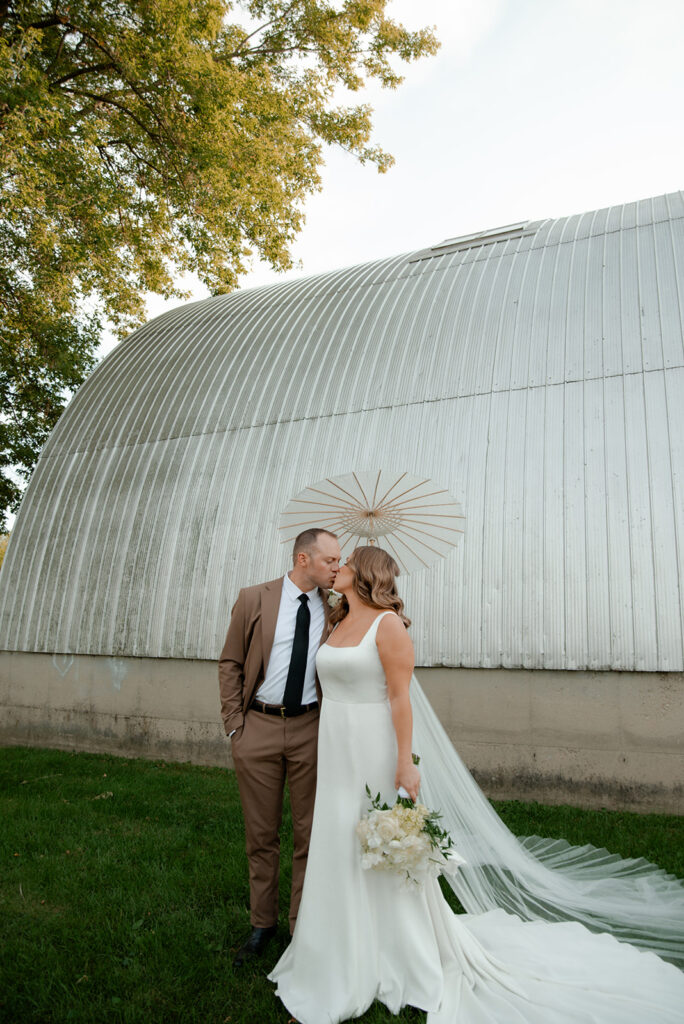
[
  {"xmin": 619, "ymin": 227, "xmax": 643, "ymax": 375},
  {"xmin": 543, "ymin": 384, "xmax": 565, "ymax": 667},
  {"xmin": 643, "ymin": 370, "xmax": 683, "ymax": 670},
  {"xmin": 583, "ymin": 377, "xmax": 611, "ymax": 669},
  {"xmin": 545, "ymin": 240, "xmax": 572, "ymax": 386},
  {"xmin": 511, "ymin": 246, "xmax": 544, "ymax": 391},
  {"xmin": 623, "ymin": 373, "xmax": 659, "ymax": 670},
  {"xmin": 563, "ymin": 380, "xmax": 588, "ymax": 670},
  {"xmin": 501, "ymin": 387, "xmax": 527, "ymax": 668},
  {"xmin": 603, "ymin": 375, "xmax": 634, "ymax": 669},
  {"xmin": 522, "ymin": 385, "xmax": 546, "ymax": 667},
  {"xmin": 527, "ymin": 243, "xmax": 555, "ymax": 390},
  {"xmin": 564, "ymin": 235, "xmax": 588, "ymax": 384},
  {"xmin": 622, "ymin": 201, "xmax": 638, "ymax": 231},
  {"xmin": 665, "ymin": 366, "xmax": 684, "ymax": 669},
  {"xmin": 638, "ymin": 220, "xmax": 665, "ymax": 373},
  {"xmin": 458, "ymin": 393, "xmax": 490, "ymax": 667},
  {"xmin": 665, "ymin": 191, "xmax": 684, "ymax": 220},
  {"xmin": 480, "ymin": 389, "xmax": 508, "ymax": 668},
  {"xmin": 490, "ymin": 253, "xmax": 524, "ymax": 392},
  {"xmin": 1, "ymin": 192, "xmax": 684, "ymax": 670},
  {"xmin": 584, "ymin": 227, "xmax": 605, "ymax": 380},
  {"xmin": 602, "ymin": 228, "xmax": 623, "ymax": 378},
  {"xmin": 658, "ymin": 216, "xmax": 684, "ymax": 370},
  {"xmin": 430, "ymin": 258, "xmax": 478, "ymax": 402}
]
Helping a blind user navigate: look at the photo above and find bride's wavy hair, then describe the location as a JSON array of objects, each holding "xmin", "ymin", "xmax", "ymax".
[{"xmin": 329, "ymin": 545, "xmax": 410, "ymax": 629}]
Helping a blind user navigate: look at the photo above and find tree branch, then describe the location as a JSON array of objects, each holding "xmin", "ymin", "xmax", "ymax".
[
  {"xmin": 60, "ymin": 87, "xmax": 161, "ymax": 144},
  {"xmin": 46, "ymin": 26, "xmax": 74, "ymax": 72},
  {"xmin": 31, "ymin": 14, "xmax": 163, "ymax": 134},
  {"xmin": 25, "ymin": 16, "xmax": 69, "ymax": 31},
  {"xmin": 50, "ymin": 61, "xmax": 115, "ymax": 88},
  {"xmin": 232, "ymin": 0, "xmax": 299, "ymax": 52},
  {"xmin": 100, "ymin": 138, "xmax": 166, "ymax": 179},
  {"xmin": 224, "ymin": 41, "xmax": 316, "ymax": 60},
  {"xmin": 57, "ymin": 23, "xmax": 173, "ymax": 142}
]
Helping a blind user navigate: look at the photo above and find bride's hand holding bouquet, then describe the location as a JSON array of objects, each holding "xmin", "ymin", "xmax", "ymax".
[{"xmin": 395, "ymin": 758, "xmax": 420, "ymax": 802}]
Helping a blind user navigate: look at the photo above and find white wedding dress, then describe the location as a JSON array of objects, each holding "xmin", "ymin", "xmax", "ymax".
[{"xmin": 269, "ymin": 612, "xmax": 684, "ymax": 1023}]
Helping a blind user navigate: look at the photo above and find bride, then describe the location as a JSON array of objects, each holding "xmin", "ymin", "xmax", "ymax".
[{"xmin": 269, "ymin": 546, "xmax": 684, "ymax": 1023}]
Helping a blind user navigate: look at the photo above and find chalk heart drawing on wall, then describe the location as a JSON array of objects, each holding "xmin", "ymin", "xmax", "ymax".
[{"xmin": 52, "ymin": 654, "xmax": 74, "ymax": 678}]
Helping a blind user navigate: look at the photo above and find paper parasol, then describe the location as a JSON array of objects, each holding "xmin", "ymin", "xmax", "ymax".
[{"xmin": 279, "ymin": 470, "xmax": 465, "ymax": 573}]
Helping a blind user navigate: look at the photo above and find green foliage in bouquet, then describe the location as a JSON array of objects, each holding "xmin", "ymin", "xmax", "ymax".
[{"xmin": 363, "ymin": 782, "xmax": 455, "ymax": 861}]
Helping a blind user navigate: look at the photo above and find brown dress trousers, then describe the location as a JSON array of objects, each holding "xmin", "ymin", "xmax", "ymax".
[{"xmin": 218, "ymin": 576, "xmax": 329, "ymax": 933}]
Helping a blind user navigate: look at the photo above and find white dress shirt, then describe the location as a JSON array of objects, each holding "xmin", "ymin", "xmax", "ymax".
[{"xmin": 255, "ymin": 573, "xmax": 325, "ymax": 706}]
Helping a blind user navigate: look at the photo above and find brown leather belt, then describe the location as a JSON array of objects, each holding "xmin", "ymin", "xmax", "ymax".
[{"xmin": 250, "ymin": 699, "xmax": 319, "ymax": 719}]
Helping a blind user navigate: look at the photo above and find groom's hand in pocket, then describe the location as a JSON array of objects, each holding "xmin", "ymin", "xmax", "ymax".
[{"xmin": 229, "ymin": 722, "xmax": 245, "ymax": 744}]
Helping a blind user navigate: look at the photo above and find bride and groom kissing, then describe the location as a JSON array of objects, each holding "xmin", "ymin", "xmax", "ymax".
[{"xmin": 219, "ymin": 528, "xmax": 684, "ymax": 1023}]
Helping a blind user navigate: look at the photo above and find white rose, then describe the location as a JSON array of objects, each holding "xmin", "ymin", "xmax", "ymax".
[{"xmin": 377, "ymin": 817, "xmax": 397, "ymax": 842}]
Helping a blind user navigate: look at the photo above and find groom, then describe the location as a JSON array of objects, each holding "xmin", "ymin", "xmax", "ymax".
[{"xmin": 219, "ymin": 528, "xmax": 341, "ymax": 967}]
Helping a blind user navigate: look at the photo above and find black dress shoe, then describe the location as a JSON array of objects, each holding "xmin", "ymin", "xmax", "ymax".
[{"xmin": 233, "ymin": 925, "xmax": 277, "ymax": 968}]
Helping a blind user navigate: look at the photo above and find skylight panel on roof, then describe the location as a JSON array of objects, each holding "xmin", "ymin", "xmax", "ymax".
[{"xmin": 409, "ymin": 220, "xmax": 543, "ymax": 262}]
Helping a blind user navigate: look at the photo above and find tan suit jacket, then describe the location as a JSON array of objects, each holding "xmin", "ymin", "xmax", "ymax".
[{"xmin": 218, "ymin": 575, "xmax": 329, "ymax": 736}]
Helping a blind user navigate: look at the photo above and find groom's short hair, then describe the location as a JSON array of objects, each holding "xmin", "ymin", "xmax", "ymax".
[{"xmin": 293, "ymin": 528, "xmax": 338, "ymax": 561}]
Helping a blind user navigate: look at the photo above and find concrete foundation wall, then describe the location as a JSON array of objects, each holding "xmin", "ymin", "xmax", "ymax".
[
  {"xmin": 1, "ymin": 651, "xmax": 682, "ymax": 813},
  {"xmin": 419, "ymin": 667, "xmax": 684, "ymax": 814}
]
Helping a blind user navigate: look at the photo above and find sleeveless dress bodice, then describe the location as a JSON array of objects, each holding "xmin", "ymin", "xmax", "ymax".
[{"xmin": 315, "ymin": 610, "xmax": 392, "ymax": 704}]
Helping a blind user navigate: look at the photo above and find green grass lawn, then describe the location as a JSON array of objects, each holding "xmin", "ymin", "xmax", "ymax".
[{"xmin": 1, "ymin": 746, "xmax": 682, "ymax": 1024}]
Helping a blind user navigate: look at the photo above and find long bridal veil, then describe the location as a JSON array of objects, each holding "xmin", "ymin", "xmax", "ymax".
[{"xmin": 411, "ymin": 677, "xmax": 684, "ymax": 968}]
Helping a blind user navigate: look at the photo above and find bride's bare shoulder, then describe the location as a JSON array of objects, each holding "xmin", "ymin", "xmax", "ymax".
[
  {"xmin": 376, "ymin": 611, "xmax": 414, "ymax": 675},
  {"xmin": 376, "ymin": 610, "xmax": 411, "ymax": 642},
  {"xmin": 377, "ymin": 609, "xmax": 403, "ymax": 624}
]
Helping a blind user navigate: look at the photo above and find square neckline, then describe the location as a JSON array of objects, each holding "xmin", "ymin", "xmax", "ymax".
[{"xmin": 323, "ymin": 610, "xmax": 393, "ymax": 649}]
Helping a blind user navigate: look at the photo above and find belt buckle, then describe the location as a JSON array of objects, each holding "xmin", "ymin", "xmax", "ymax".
[{"xmin": 280, "ymin": 705, "xmax": 286, "ymax": 719}]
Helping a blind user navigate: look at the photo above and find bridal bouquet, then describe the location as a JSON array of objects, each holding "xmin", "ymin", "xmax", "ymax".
[{"xmin": 356, "ymin": 779, "xmax": 465, "ymax": 889}]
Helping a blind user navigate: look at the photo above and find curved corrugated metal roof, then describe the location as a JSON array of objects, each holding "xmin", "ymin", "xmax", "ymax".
[{"xmin": 1, "ymin": 191, "xmax": 684, "ymax": 670}]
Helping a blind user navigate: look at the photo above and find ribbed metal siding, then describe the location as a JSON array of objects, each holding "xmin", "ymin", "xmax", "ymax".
[{"xmin": 1, "ymin": 193, "xmax": 683, "ymax": 670}]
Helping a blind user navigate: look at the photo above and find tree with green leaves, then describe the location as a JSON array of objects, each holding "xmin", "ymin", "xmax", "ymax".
[{"xmin": 0, "ymin": 0, "xmax": 438, "ymax": 530}]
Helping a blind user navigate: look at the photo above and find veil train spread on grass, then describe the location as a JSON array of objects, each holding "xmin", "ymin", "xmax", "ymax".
[{"xmin": 411, "ymin": 677, "xmax": 684, "ymax": 968}]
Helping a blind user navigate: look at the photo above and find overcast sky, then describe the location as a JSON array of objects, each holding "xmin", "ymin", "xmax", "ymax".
[{"xmin": 109, "ymin": 0, "xmax": 684, "ymax": 352}]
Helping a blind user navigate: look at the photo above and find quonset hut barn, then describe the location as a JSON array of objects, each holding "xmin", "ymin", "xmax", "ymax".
[{"xmin": 1, "ymin": 192, "xmax": 683, "ymax": 812}]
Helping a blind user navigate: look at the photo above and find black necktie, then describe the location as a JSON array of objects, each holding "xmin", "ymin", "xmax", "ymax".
[{"xmin": 283, "ymin": 593, "xmax": 310, "ymax": 712}]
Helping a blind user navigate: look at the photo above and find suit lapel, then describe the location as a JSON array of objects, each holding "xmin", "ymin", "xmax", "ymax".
[{"xmin": 261, "ymin": 577, "xmax": 283, "ymax": 674}]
